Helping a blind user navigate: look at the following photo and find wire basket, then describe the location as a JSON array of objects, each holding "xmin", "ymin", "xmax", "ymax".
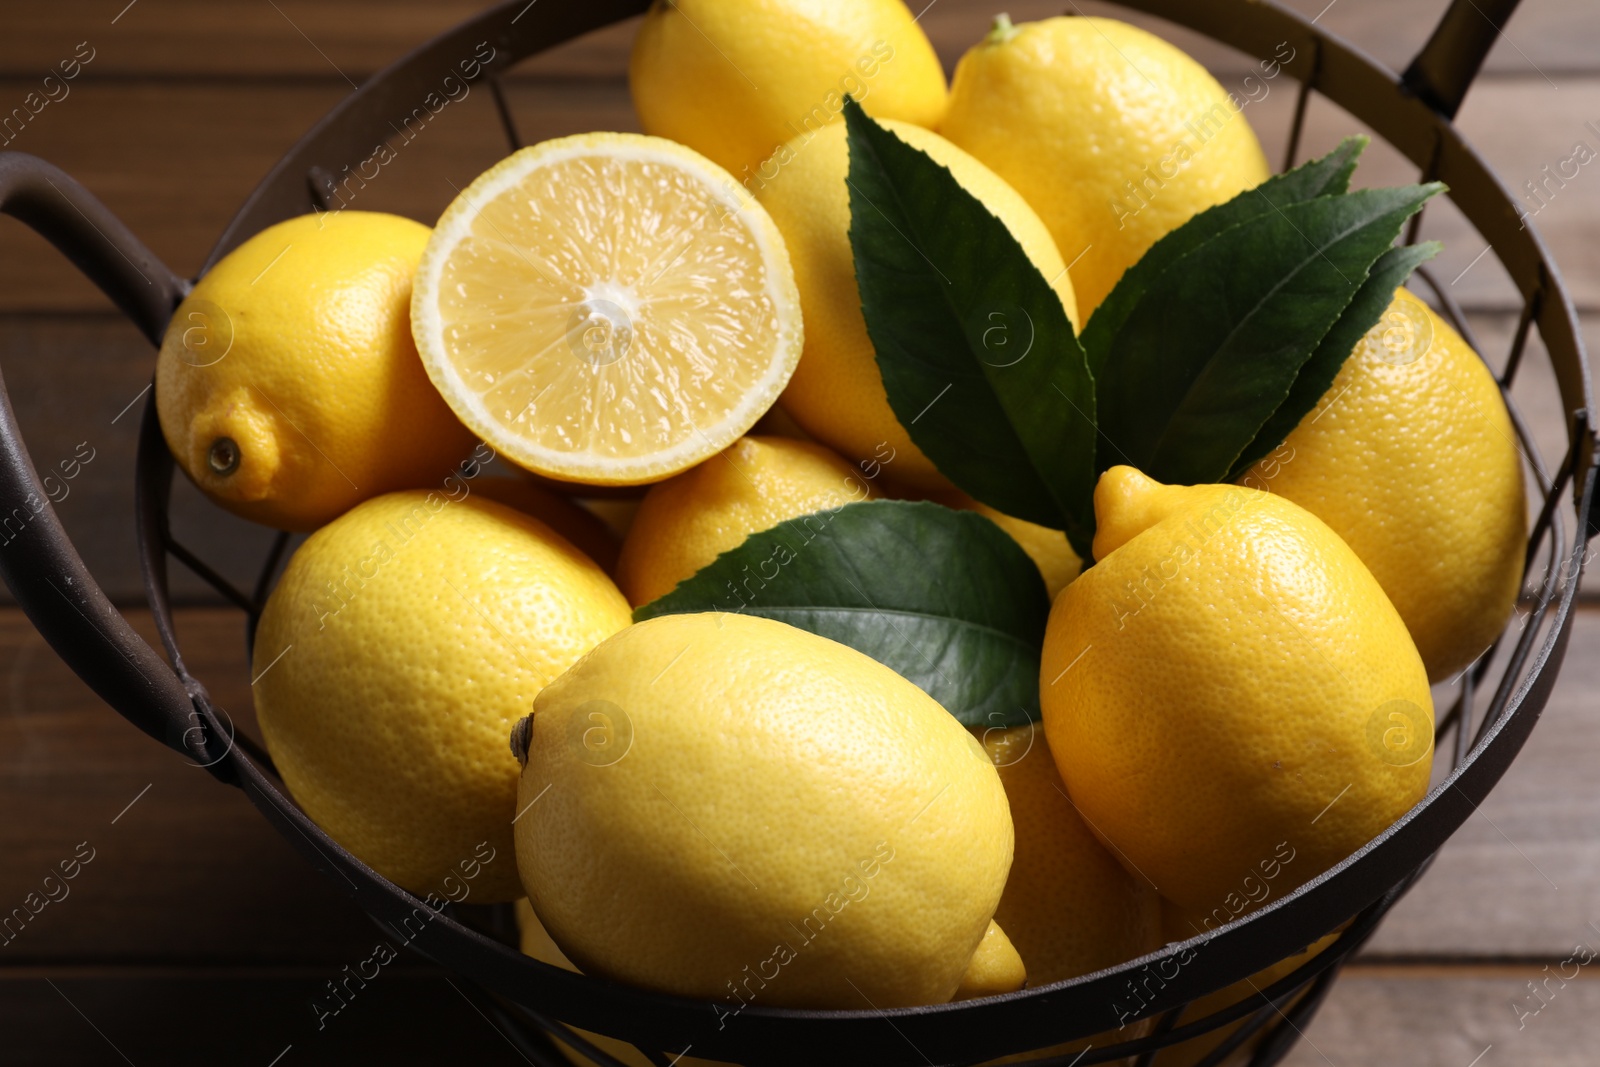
[{"xmin": 0, "ymin": 0, "xmax": 1593, "ymax": 1063}]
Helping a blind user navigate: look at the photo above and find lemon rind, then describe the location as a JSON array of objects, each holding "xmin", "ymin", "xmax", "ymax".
[{"xmin": 412, "ymin": 132, "xmax": 803, "ymax": 486}]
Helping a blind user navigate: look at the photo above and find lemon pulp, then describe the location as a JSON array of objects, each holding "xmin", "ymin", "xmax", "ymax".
[{"xmin": 414, "ymin": 134, "xmax": 803, "ymax": 485}]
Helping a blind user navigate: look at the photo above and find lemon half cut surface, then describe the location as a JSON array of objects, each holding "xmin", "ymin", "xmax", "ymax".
[{"xmin": 412, "ymin": 133, "xmax": 804, "ymax": 485}]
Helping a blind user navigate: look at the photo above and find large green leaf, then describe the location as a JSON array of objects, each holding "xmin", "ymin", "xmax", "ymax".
[
  {"xmin": 1228, "ymin": 241, "xmax": 1442, "ymax": 480},
  {"xmin": 634, "ymin": 500, "xmax": 1050, "ymax": 728},
  {"xmin": 1094, "ymin": 182, "xmax": 1442, "ymax": 486},
  {"xmin": 843, "ymin": 99, "xmax": 1097, "ymax": 556},
  {"xmin": 1082, "ymin": 137, "xmax": 1369, "ymax": 375}
]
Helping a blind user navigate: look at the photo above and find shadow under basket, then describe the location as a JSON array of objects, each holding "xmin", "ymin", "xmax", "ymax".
[{"xmin": 0, "ymin": 0, "xmax": 1594, "ymax": 1064}]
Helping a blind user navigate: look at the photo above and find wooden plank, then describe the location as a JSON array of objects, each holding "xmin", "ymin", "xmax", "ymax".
[
  {"xmin": 1271, "ymin": 0, "xmax": 1600, "ymax": 77},
  {"xmin": 0, "ymin": 78, "xmax": 640, "ymax": 313},
  {"xmin": 0, "ymin": 970, "xmax": 531, "ymax": 1066},
  {"xmin": 1360, "ymin": 608, "xmax": 1600, "ymax": 959},
  {"xmin": 1, "ymin": 75, "xmax": 1590, "ymax": 315},
  {"xmin": 0, "ymin": 0, "xmax": 633, "ymax": 81},
  {"xmin": 1283, "ymin": 963, "xmax": 1600, "ymax": 1066},
  {"xmin": 0, "ymin": 82, "xmax": 345, "ymax": 312},
  {"xmin": 0, "ymin": 0, "xmax": 1590, "ymax": 80},
  {"xmin": 1277, "ymin": 78, "xmax": 1600, "ymax": 311},
  {"xmin": 0, "ymin": 312, "xmax": 288, "ymax": 606},
  {"xmin": 0, "ymin": 7, "xmax": 1589, "ymax": 314},
  {"xmin": 0, "ymin": 75, "xmax": 643, "ymax": 313},
  {"xmin": 0, "ymin": 965, "xmax": 1595, "ymax": 1066},
  {"xmin": 0, "ymin": 607, "xmax": 390, "ymax": 965}
]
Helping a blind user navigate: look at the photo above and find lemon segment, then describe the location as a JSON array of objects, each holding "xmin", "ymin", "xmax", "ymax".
[{"xmin": 412, "ymin": 134, "xmax": 803, "ymax": 486}]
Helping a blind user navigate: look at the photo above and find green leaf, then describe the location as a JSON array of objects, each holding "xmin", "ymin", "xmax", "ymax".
[
  {"xmin": 1082, "ymin": 137, "xmax": 1369, "ymax": 376},
  {"xmin": 842, "ymin": 98, "xmax": 1097, "ymax": 557},
  {"xmin": 634, "ymin": 499, "xmax": 1051, "ymax": 729},
  {"xmin": 1094, "ymin": 182, "xmax": 1443, "ymax": 487},
  {"xmin": 1227, "ymin": 241, "xmax": 1443, "ymax": 480}
]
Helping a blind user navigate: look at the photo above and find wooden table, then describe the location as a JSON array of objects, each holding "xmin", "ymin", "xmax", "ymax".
[{"xmin": 1, "ymin": 1, "xmax": 1594, "ymax": 1063}]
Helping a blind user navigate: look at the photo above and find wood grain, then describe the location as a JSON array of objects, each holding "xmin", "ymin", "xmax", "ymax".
[
  {"xmin": 0, "ymin": 969, "xmax": 533, "ymax": 1066},
  {"xmin": 0, "ymin": 10, "xmax": 1587, "ymax": 314},
  {"xmin": 1364, "ymin": 610, "xmax": 1600, "ymax": 958},
  {"xmin": 1282, "ymin": 963, "xmax": 1600, "ymax": 1066},
  {"xmin": 0, "ymin": 607, "xmax": 387, "ymax": 965},
  {"xmin": 0, "ymin": 1, "xmax": 1595, "ymax": 1064},
  {"xmin": 0, "ymin": 0, "xmax": 1589, "ymax": 80}
]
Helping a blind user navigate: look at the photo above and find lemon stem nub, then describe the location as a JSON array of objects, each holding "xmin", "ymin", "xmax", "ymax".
[
  {"xmin": 207, "ymin": 436, "xmax": 240, "ymax": 476},
  {"xmin": 987, "ymin": 13, "xmax": 1020, "ymax": 45},
  {"xmin": 510, "ymin": 714, "xmax": 534, "ymax": 768}
]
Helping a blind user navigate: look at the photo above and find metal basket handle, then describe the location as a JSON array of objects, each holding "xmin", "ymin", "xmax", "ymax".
[
  {"xmin": 0, "ymin": 152, "xmax": 199, "ymax": 758},
  {"xmin": 1403, "ymin": 0, "xmax": 1521, "ymax": 118}
]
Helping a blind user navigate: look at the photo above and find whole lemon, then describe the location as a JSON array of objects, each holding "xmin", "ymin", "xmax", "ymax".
[
  {"xmin": 756, "ymin": 120, "xmax": 1078, "ymax": 490},
  {"xmin": 1242, "ymin": 288, "xmax": 1525, "ymax": 682},
  {"xmin": 615, "ymin": 435, "xmax": 878, "ymax": 606},
  {"xmin": 1040, "ymin": 468, "xmax": 1433, "ymax": 917},
  {"xmin": 629, "ymin": 0, "xmax": 948, "ymax": 185},
  {"xmin": 517, "ymin": 898, "xmax": 1019, "ymax": 1064},
  {"xmin": 157, "ymin": 212, "xmax": 476, "ymax": 531},
  {"xmin": 469, "ymin": 476, "xmax": 622, "ymax": 574},
  {"xmin": 253, "ymin": 491, "xmax": 631, "ymax": 901},
  {"xmin": 515, "ymin": 900, "xmax": 731, "ymax": 1067},
  {"xmin": 514, "ymin": 612, "xmax": 1014, "ymax": 1007},
  {"xmin": 941, "ymin": 16, "xmax": 1271, "ymax": 321},
  {"xmin": 983, "ymin": 725, "xmax": 1162, "ymax": 987}
]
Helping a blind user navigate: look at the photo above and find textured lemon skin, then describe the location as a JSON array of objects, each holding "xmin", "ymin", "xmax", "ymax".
[
  {"xmin": 615, "ymin": 435, "xmax": 878, "ymax": 606},
  {"xmin": 515, "ymin": 900, "xmax": 733, "ymax": 1067},
  {"xmin": 941, "ymin": 17, "xmax": 1270, "ymax": 321},
  {"xmin": 629, "ymin": 0, "xmax": 948, "ymax": 183},
  {"xmin": 469, "ymin": 476, "xmax": 622, "ymax": 574},
  {"xmin": 516, "ymin": 612, "xmax": 1014, "ymax": 1008},
  {"xmin": 156, "ymin": 212, "xmax": 476, "ymax": 532},
  {"xmin": 756, "ymin": 120, "xmax": 1079, "ymax": 490},
  {"xmin": 254, "ymin": 492, "xmax": 631, "ymax": 901},
  {"xmin": 411, "ymin": 133, "xmax": 802, "ymax": 488},
  {"xmin": 984, "ymin": 725, "xmax": 1162, "ymax": 987},
  {"xmin": 1040, "ymin": 468, "xmax": 1433, "ymax": 917},
  {"xmin": 1245, "ymin": 289, "xmax": 1526, "ymax": 682},
  {"xmin": 954, "ymin": 920, "xmax": 1027, "ymax": 999}
]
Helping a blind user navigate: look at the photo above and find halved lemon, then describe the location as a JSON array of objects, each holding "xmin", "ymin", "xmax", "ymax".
[{"xmin": 411, "ymin": 133, "xmax": 804, "ymax": 486}]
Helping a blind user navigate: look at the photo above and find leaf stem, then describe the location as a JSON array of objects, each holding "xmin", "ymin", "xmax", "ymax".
[{"xmin": 987, "ymin": 13, "xmax": 1021, "ymax": 45}]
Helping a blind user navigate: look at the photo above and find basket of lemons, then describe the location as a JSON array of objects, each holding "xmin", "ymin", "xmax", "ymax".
[{"xmin": 0, "ymin": 0, "xmax": 1592, "ymax": 1064}]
